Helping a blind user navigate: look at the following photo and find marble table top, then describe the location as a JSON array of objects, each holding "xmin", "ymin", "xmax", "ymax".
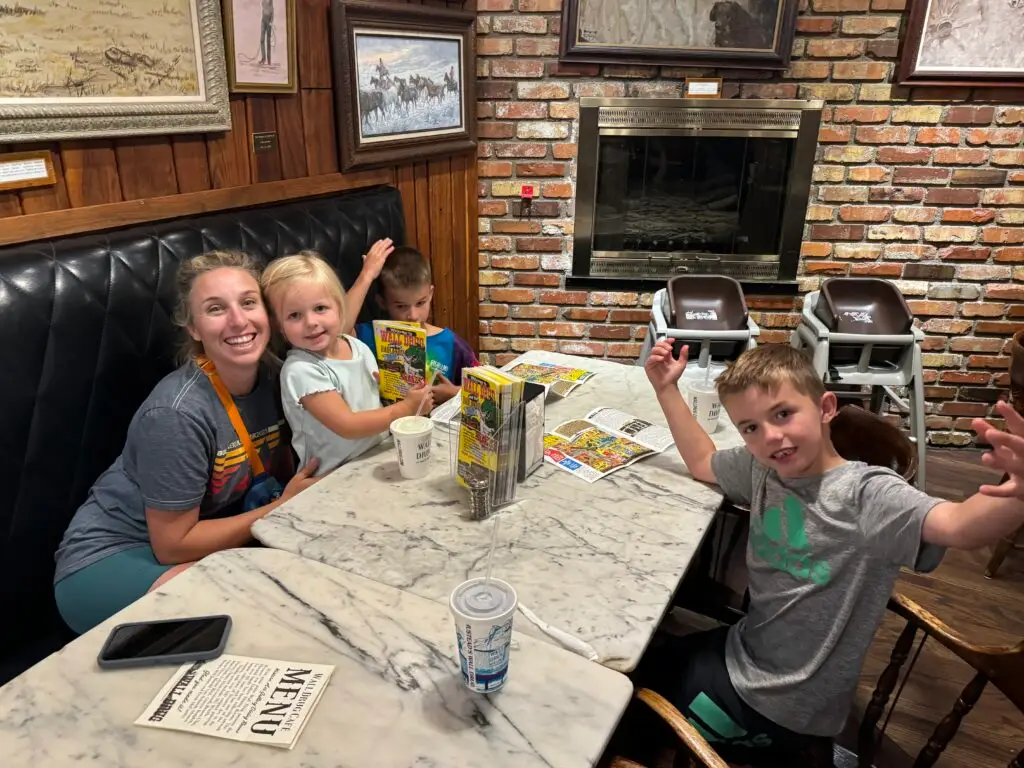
[
  {"xmin": 0, "ymin": 548, "xmax": 632, "ymax": 768},
  {"xmin": 254, "ymin": 352, "xmax": 743, "ymax": 672}
]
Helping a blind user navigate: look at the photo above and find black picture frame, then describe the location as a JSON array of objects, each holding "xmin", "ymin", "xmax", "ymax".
[
  {"xmin": 558, "ymin": 0, "xmax": 800, "ymax": 70},
  {"xmin": 896, "ymin": 0, "xmax": 1024, "ymax": 87}
]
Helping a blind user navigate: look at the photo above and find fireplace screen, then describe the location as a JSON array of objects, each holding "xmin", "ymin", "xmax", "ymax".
[
  {"xmin": 573, "ymin": 98, "xmax": 822, "ymax": 283},
  {"xmin": 593, "ymin": 135, "xmax": 793, "ymax": 257}
]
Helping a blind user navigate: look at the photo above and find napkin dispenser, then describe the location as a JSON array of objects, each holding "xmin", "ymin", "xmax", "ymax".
[{"xmin": 517, "ymin": 382, "xmax": 546, "ymax": 482}]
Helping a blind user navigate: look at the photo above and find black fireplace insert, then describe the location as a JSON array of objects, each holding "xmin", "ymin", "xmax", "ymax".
[{"xmin": 572, "ymin": 98, "xmax": 822, "ymax": 285}]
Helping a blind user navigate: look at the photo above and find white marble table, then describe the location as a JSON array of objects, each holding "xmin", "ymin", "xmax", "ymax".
[
  {"xmin": 254, "ymin": 351, "xmax": 744, "ymax": 672},
  {"xmin": 0, "ymin": 548, "xmax": 632, "ymax": 768}
]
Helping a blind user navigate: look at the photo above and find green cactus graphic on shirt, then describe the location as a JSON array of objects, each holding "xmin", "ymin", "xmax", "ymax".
[{"xmin": 750, "ymin": 495, "xmax": 831, "ymax": 585}]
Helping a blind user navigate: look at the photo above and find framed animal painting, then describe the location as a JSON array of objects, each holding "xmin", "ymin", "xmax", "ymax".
[
  {"xmin": 559, "ymin": 0, "xmax": 800, "ymax": 70},
  {"xmin": 896, "ymin": 0, "xmax": 1024, "ymax": 86},
  {"xmin": 330, "ymin": 0, "xmax": 476, "ymax": 171}
]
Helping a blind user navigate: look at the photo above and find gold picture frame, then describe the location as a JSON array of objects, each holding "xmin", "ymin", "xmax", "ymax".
[
  {"xmin": 0, "ymin": 0, "xmax": 231, "ymax": 144},
  {"xmin": 223, "ymin": 0, "xmax": 298, "ymax": 93}
]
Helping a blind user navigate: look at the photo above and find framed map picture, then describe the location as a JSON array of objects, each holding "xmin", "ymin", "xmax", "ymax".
[
  {"xmin": 559, "ymin": 0, "xmax": 800, "ymax": 70},
  {"xmin": 897, "ymin": 0, "xmax": 1024, "ymax": 86}
]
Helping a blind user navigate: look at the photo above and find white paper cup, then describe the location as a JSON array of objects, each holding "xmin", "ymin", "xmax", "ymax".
[
  {"xmin": 450, "ymin": 577, "xmax": 517, "ymax": 693},
  {"xmin": 391, "ymin": 415, "xmax": 433, "ymax": 479},
  {"xmin": 686, "ymin": 380, "xmax": 722, "ymax": 435}
]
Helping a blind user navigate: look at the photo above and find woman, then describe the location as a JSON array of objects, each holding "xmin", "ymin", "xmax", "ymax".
[{"xmin": 54, "ymin": 250, "xmax": 321, "ymax": 634}]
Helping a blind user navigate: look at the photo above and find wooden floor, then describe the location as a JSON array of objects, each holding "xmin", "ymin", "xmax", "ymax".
[{"xmin": 854, "ymin": 449, "xmax": 1024, "ymax": 768}]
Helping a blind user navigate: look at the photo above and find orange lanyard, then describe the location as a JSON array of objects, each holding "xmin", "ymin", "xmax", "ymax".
[{"xmin": 195, "ymin": 356, "xmax": 266, "ymax": 476}]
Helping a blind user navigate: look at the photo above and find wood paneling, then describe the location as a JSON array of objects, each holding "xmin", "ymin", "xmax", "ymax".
[
  {"xmin": 296, "ymin": 0, "xmax": 332, "ymax": 89},
  {"xmin": 207, "ymin": 98, "xmax": 252, "ymax": 189},
  {"xmin": 0, "ymin": 0, "xmax": 478, "ymax": 349},
  {"xmin": 61, "ymin": 141, "xmax": 122, "ymax": 208},
  {"xmin": 114, "ymin": 138, "xmax": 179, "ymax": 200},
  {"xmin": 0, "ymin": 169, "xmax": 395, "ymax": 248},
  {"xmin": 171, "ymin": 137, "xmax": 213, "ymax": 194},
  {"xmin": 274, "ymin": 93, "xmax": 308, "ymax": 180}
]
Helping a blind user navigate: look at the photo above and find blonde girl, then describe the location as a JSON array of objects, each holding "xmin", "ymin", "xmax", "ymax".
[{"xmin": 262, "ymin": 252, "xmax": 433, "ymax": 474}]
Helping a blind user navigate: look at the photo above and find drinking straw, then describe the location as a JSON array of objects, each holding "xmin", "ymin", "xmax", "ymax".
[
  {"xmin": 484, "ymin": 514, "xmax": 501, "ymax": 586},
  {"xmin": 415, "ymin": 372, "xmax": 441, "ymax": 418}
]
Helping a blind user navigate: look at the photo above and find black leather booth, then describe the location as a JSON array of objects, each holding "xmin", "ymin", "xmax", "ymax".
[{"xmin": 0, "ymin": 185, "xmax": 405, "ymax": 684}]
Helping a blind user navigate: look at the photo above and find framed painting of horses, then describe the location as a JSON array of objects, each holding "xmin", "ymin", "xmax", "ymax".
[
  {"xmin": 558, "ymin": 0, "xmax": 799, "ymax": 70},
  {"xmin": 896, "ymin": 0, "xmax": 1024, "ymax": 87},
  {"xmin": 331, "ymin": 0, "xmax": 476, "ymax": 171}
]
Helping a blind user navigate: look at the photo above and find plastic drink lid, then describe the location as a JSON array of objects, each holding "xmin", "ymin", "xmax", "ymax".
[
  {"xmin": 392, "ymin": 415, "xmax": 432, "ymax": 434},
  {"xmin": 451, "ymin": 579, "xmax": 516, "ymax": 619}
]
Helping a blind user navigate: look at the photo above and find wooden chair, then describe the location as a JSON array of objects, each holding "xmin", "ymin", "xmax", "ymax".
[
  {"xmin": 858, "ymin": 592, "xmax": 1024, "ymax": 767},
  {"xmin": 613, "ymin": 593, "xmax": 1024, "ymax": 768},
  {"xmin": 985, "ymin": 479, "xmax": 1022, "ymax": 579}
]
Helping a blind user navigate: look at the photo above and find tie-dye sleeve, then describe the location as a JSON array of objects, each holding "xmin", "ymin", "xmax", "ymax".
[{"xmin": 449, "ymin": 331, "xmax": 479, "ymax": 385}]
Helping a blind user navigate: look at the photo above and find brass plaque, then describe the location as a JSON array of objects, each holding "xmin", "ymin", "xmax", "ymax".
[{"xmin": 252, "ymin": 131, "xmax": 278, "ymax": 154}]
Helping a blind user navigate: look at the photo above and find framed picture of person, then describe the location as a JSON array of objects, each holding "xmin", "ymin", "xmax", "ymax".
[
  {"xmin": 223, "ymin": 0, "xmax": 298, "ymax": 93},
  {"xmin": 896, "ymin": 0, "xmax": 1024, "ymax": 86},
  {"xmin": 559, "ymin": 0, "xmax": 800, "ymax": 70}
]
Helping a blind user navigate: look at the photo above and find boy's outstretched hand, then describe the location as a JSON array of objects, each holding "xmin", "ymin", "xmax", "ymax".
[
  {"xmin": 360, "ymin": 238, "xmax": 395, "ymax": 282},
  {"xmin": 644, "ymin": 339, "xmax": 688, "ymax": 393},
  {"xmin": 972, "ymin": 400, "xmax": 1024, "ymax": 499}
]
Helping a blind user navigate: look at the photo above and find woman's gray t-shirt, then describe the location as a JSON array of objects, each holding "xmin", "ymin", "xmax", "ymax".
[
  {"xmin": 54, "ymin": 361, "xmax": 291, "ymax": 583},
  {"xmin": 280, "ymin": 337, "xmax": 385, "ymax": 475},
  {"xmin": 710, "ymin": 447, "xmax": 945, "ymax": 737}
]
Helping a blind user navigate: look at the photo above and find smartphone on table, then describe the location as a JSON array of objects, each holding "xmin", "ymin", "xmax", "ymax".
[{"xmin": 96, "ymin": 615, "xmax": 232, "ymax": 670}]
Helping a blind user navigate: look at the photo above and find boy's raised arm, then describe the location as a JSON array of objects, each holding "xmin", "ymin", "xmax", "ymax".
[
  {"xmin": 645, "ymin": 340, "xmax": 718, "ymax": 484},
  {"xmin": 922, "ymin": 401, "xmax": 1024, "ymax": 549},
  {"xmin": 344, "ymin": 238, "xmax": 394, "ymax": 333}
]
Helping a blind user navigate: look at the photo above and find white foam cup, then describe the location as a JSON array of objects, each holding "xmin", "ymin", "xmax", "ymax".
[
  {"xmin": 686, "ymin": 380, "xmax": 722, "ymax": 435},
  {"xmin": 449, "ymin": 577, "xmax": 517, "ymax": 693},
  {"xmin": 391, "ymin": 415, "xmax": 433, "ymax": 479}
]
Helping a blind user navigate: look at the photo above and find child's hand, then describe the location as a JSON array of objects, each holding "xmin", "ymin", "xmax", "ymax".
[
  {"xmin": 359, "ymin": 238, "xmax": 395, "ymax": 282},
  {"xmin": 431, "ymin": 373, "xmax": 460, "ymax": 404},
  {"xmin": 644, "ymin": 339, "xmax": 688, "ymax": 393},
  {"xmin": 973, "ymin": 400, "xmax": 1024, "ymax": 499},
  {"xmin": 282, "ymin": 458, "xmax": 325, "ymax": 500},
  {"xmin": 405, "ymin": 382, "xmax": 434, "ymax": 416}
]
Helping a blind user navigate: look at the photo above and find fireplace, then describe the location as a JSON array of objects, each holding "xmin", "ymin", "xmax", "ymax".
[{"xmin": 572, "ymin": 98, "xmax": 822, "ymax": 285}]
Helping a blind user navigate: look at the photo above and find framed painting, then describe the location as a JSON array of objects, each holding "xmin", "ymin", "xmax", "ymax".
[
  {"xmin": 331, "ymin": 0, "xmax": 476, "ymax": 171},
  {"xmin": 223, "ymin": 0, "xmax": 297, "ymax": 93},
  {"xmin": 896, "ymin": 0, "xmax": 1024, "ymax": 87},
  {"xmin": 0, "ymin": 0, "xmax": 230, "ymax": 143},
  {"xmin": 559, "ymin": 0, "xmax": 800, "ymax": 70}
]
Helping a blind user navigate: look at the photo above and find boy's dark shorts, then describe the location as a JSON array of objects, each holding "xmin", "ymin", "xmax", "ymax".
[{"xmin": 633, "ymin": 627, "xmax": 833, "ymax": 767}]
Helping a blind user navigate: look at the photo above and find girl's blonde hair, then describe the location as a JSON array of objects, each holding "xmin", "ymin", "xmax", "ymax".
[
  {"xmin": 173, "ymin": 250, "xmax": 263, "ymax": 363},
  {"xmin": 261, "ymin": 250, "xmax": 348, "ymax": 321}
]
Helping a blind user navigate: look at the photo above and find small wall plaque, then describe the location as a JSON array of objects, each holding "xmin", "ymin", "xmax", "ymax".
[
  {"xmin": 252, "ymin": 131, "xmax": 278, "ymax": 154},
  {"xmin": 684, "ymin": 78, "xmax": 724, "ymax": 99},
  {"xmin": 0, "ymin": 150, "xmax": 56, "ymax": 192}
]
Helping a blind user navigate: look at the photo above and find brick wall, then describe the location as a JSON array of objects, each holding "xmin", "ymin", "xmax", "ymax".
[{"xmin": 475, "ymin": 0, "xmax": 1024, "ymax": 445}]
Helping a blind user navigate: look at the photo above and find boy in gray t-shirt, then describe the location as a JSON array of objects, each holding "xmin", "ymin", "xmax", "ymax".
[{"xmin": 639, "ymin": 340, "xmax": 1024, "ymax": 764}]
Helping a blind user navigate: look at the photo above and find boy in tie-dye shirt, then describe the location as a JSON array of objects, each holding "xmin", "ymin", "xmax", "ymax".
[{"xmin": 353, "ymin": 245, "xmax": 477, "ymax": 404}]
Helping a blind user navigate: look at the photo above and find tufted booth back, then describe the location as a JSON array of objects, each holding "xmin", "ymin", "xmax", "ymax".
[{"xmin": 0, "ymin": 185, "xmax": 405, "ymax": 679}]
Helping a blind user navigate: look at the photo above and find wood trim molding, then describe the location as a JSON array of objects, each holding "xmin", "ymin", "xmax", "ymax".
[{"xmin": 0, "ymin": 168, "xmax": 396, "ymax": 247}]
